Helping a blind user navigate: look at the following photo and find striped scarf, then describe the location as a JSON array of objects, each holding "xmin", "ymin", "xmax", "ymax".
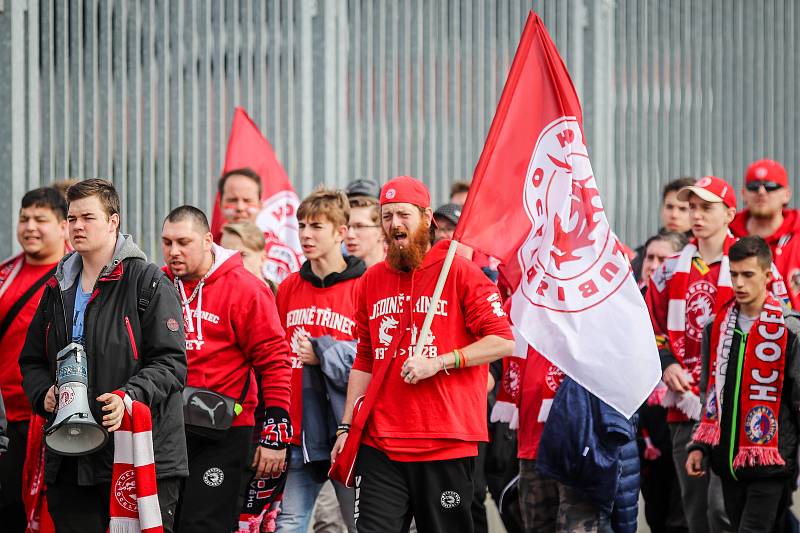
[
  {"xmin": 663, "ymin": 236, "xmax": 735, "ymax": 419},
  {"xmin": 110, "ymin": 391, "xmax": 162, "ymax": 533},
  {"xmin": 693, "ymin": 293, "xmax": 787, "ymax": 468}
]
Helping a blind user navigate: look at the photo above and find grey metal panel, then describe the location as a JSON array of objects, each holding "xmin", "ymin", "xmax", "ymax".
[{"xmin": 2, "ymin": 0, "xmax": 800, "ymax": 260}]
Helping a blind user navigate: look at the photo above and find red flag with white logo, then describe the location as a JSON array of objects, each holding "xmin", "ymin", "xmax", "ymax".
[
  {"xmin": 453, "ymin": 12, "xmax": 659, "ymax": 417},
  {"xmin": 211, "ymin": 107, "xmax": 303, "ymax": 284}
]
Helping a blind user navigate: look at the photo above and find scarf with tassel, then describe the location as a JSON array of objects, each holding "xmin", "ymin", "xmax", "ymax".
[{"xmin": 693, "ymin": 293, "xmax": 787, "ymax": 469}]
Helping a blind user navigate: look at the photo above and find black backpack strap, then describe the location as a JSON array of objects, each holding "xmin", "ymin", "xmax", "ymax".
[
  {"xmin": 138, "ymin": 263, "xmax": 162, "ymax": 314},
  {"xmin": 236, "ymin": 372, "xmax": 252, "ymax": 409}
]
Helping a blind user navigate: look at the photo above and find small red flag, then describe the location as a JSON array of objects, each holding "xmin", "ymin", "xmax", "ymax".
[
  {"xmin": 211, "ymin": 108, "xmax": 302, "ymax": 283},
  {"xmin": 454, "ymin": 12, "xmax": 659, "ymax": 417}
]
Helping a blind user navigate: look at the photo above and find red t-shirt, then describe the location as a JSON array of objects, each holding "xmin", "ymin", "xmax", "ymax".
[
  {"xmin": 276, "ymin": 271, "xmax": 361, "ymax": 446},
  {"xmin": 352, "ymin": 240, "xmax": 514, "ymax": 462},
  {"xmin": 517, "ymin": 349, "xmax": 565, "ymax": 460},
  {"xmin": 0, "ymin": 259, "xmax": 57, "ymax": 422},
  {"xmin": 731, "ymin": 209, "xmax": 800, "ymax": 309}
]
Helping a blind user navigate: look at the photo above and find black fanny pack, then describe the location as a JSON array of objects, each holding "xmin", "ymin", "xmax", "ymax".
[{"xmin": 182, "ymin": 374, "xmax": 251, "ymax": 441}]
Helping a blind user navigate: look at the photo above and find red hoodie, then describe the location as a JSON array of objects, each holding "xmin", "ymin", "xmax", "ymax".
[
  {"xmin": 352, "ymin": 240, "xmax": 514, "ymax": 462},
  {"xmin": 731, "ymin": 209, "xmax": 800, "ymax": 309},
  {"xmin": 163, "ymin": 245, "xmax": 291, "ymax": 427},
  {"xmin": 276, "ymin": 257, "xmax": 364, "ymax": 445}
]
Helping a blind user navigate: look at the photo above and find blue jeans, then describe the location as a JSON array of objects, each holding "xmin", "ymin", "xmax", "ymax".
[
  {"xmin": 275, "ymin": 446, "xmax": 356, "ymax": 533},
  {"xmin": 275, "ymin": 445, "xmax": 325, "ymax": 533}
]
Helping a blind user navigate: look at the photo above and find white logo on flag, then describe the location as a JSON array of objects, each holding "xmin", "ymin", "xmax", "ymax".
[{"xmin": 517, "ymin": 117, "xmax": 629, "ymax": 313}]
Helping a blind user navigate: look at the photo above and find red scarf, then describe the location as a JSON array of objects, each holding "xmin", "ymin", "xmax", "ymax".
[
  {"xmin": 110, "ymin": 391, "xmax": 162, "ymax": 533},
  {"xmin": 490, "ymin": 324, "xmax": 530, "ymax": 428},
  {"xmin": 663, "ymin": 236, "xmax": 736, "ymax": 419},
  {"xmin": 22, "ymin": 415, "xmax": 54, "ymax": 533},
  {"xmin": 693, "ymin": 293, "xmax": 787, "ymax": 469}
]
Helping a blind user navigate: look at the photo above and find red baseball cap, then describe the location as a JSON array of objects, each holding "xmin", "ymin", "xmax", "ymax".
[
  {"xmin": 380, "ymin": 176, "xmax": 431, "ymax": 208},
  {"xmin": 677, "ymin": 176, "xmax": 737, "ymax": 209},
  {"xmin": 745, "ymin": 159, "xmax": 788, "ymax": 187}
]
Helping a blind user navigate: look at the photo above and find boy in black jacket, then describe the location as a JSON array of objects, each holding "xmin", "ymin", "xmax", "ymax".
[
  {"xmin": 19, "ymin": 179, "xmax": 188, "ymax": 533},
  {"xmin": 687, "ymin": 236, "xmax": 800, "ymax": 532}
]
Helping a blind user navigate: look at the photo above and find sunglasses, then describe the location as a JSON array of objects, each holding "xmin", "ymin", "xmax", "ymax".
[{"xmin": 745, "ymin": 181, "xmax": 783, "ymax": 193}]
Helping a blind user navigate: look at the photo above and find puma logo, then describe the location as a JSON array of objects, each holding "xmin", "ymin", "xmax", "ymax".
[
  {"xmin": 191, "ymin": 396, "xmax": 225, "ymax": 425},
  {"xmin": 378, "ymin": 316, "xmax": 398, "ymax": 347}
]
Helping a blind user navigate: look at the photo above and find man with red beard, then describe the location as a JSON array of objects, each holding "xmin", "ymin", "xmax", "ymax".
[
  {"xmin": 730, "ymin": 159, "xmax": 800, "ymax": 308},
  {"xmin": 330, "ymin": 176, "xmax": 514, "ymax": 533}
]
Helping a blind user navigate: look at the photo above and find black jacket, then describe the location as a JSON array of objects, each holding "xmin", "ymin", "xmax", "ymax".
[
  {"xmin": 19, "ymin": 234, "xmax": 189, "ymax": 485},
  {"xmin": 689, "ymin": 307, "xmax": 800, "ymax": 481}
]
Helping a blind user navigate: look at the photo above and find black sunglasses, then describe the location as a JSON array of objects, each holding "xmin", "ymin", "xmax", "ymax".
[{"xmin": 745, "ymin": 181, "xmax": 783, "ymax": 193}]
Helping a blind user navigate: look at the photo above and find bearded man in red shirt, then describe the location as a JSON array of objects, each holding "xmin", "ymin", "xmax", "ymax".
[
  {"xmin": 730, "ymin": 159, "xmax": 800, "ymax": 308},
  {"xmin": 330, "ymin": 176, "xmax": 514, "ymax": 533}
]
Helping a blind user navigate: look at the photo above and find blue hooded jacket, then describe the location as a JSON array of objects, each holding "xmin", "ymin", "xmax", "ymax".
[{"xmin": 535, "ymin": 376, "xmax": 639, "ymax": 533}]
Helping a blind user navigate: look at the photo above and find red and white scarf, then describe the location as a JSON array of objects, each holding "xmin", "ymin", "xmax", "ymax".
[
  {"xmin": 663, "ymin": 237, "xmax": 735, "ymax": 419},
  {"xmin": 23, "ymin": 414, "xmax": 54, "ymax": 533},
  {"xmin": 490, "ymin": 325, "xmax": 529, "ymax": 429},
  {"xmin": 0, "ymin": 254, "xmax": 23, "ymax": 300},
  {"xmin": 693, "ymin": 294, "xmax": 787, "ymax": 468},
  {"xmin": 110, "ymin": 391, "xmax": 162, "ymax": 533}
]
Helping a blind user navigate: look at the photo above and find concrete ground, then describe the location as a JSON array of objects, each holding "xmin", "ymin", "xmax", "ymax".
[{"xmin": 485, "ymin": 492, "xmax": 800, "ymax": 532}]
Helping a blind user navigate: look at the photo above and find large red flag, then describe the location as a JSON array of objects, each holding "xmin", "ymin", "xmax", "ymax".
[
  {"xmin": 211, "ymin": 107, "xmax": 303, "ymax": 284},
  {"xmin": 454, "ymin": 12, "xmax": 659, "ymax": 417}
]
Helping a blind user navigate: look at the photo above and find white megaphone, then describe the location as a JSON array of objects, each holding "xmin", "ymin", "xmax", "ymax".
[{"xmin": 45, "ymin": 342, "xmax": 108, "ymax": 455}]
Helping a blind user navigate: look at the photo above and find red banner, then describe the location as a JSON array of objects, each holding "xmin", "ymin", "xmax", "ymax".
[
  {"xmin": 211, "ymin": 107, "xmax": 302, "ymax": 283},
  {"xmin": 454, "ymin": 12, "xmax": 659, "ymax": 417}
]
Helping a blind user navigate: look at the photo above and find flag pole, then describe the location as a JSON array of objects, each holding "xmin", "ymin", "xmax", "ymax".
[{"xmin": 412, "ymin": 240, "xmax": 459, "ymax": 358}]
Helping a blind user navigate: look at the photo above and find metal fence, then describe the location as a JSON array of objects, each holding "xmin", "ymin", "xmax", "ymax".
[{"xmin": 0, "ymin": 0, "xmax": 797, "ymax": 259}]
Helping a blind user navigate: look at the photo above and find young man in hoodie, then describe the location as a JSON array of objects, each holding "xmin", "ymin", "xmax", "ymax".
[
  {"xmin": 161, "ymin": 205, "xmax": 292, "ymax": 533},
  {"xmin": 19, "ymin": 179, "xmax": 188, "ymax": 533},
  {"xmin": 686, "ymin": 236, "xmax": 800, "ymax": 532},
  {"xmin": 274, "ymin": 189, "xmax": 365, "ymax": 533},
  {"xmin": 645, "ymin": 176, "xmax": 739, "ymax": 533},
  {"xmin": 330, "ymin": 176, "xmax": 514, "ymax": 533},
  {"xmin": 730, "ymin": 159, "xmax": 800, "ymax": 308}
]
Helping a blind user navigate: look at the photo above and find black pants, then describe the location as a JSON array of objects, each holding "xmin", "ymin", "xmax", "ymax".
[
  {"xmin": 0, "ymin": 421, "xmax": 29, "ymax": 533},
  {"xmin": 640, "ymin": 451, "xmax": 688, "ymax": 533},
  {"xmin": 175, "ymin": 426, "xmax": 252, "ymax": 533},
  {"xmin": 354, "ymin": 445, "xmax": 475, "ymax": 533},
  {"xmin": 47, "ymin": 477, "xmax": 181, "ymax": 533},
  {"xmin": 471, "ymin": 442, "xmax": 489, "ymax": 533},
  {"xmin": 720, "ymin": 476, "xmax": 791, "ymax": 533}
]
